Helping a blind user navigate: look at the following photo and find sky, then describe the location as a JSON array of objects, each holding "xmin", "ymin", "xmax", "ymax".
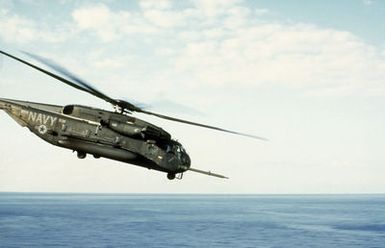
[{"xmin": 0, "ymin": 0, "xmax": 385, "ymax": 193}]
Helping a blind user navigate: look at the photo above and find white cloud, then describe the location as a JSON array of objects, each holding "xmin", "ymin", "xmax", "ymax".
[
  {"xmin": 170, "ymin": 22, "xmax": 385, "ymax": 95},
  {"xmin": 0, "ymin": 13, "xmax": 69, "ymax": 43},
  {"xmin": 72, "ymin": 4, "xmax": 122, "ymax": 42},
  {"xmin": 362, "ymin": 0, "xmax": 374, "ymax": 6},
  {"xmin": 143, "ymin": 9, "xmax": 181, "ymax": 28},
  {"xmin": 2, "ymin": 0, "xmax": 385, "ymax": 98},
  {"xmin": 91, "ymin": 57, "xmax": 125, "ymax": 69},
  {"xmin": 72, "ymin": 4, "xmax": 112, "ymax": 29},
  {"xmin": 193, "ymin": 0, "xmax": 241, "ymax": 17},
  {"xmin": 69, "ymin": 1, "xmax": 385, "ymax": 96},
  {"xmin": 72, "ymin": 4, "xmax": 158, "ymax": 41},
  {"xmin": 255, "ymin": 8, "xmax": 269, "ymax": 16},
  {"xmin": 139, "ymin": 0, "xmax": 172, "ymax": 10}
]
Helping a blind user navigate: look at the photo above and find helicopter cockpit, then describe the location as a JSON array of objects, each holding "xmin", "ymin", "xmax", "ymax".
[
  {"xmin": 163, "ymin": 140, "xmax": 190, "ymax": 166},
  {"xmin": 174, "ymin": 141, "xmax": 190, "ymax": 166},
  {"xmin": 165, "ymin": 141, "xmax": 183, "ymax": 153}
]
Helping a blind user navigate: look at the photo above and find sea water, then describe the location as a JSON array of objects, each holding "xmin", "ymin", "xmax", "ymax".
[{"xmin": 0, "ymin": 193, "xmax": 384, "ymax": 247}]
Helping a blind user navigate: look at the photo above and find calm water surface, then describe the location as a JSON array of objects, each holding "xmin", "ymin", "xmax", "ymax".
[{"xmin": 0, "ymin": 193, "xmax": 384, "ymax": 247}]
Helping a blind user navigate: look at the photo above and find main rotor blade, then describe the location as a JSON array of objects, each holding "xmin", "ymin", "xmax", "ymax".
[
  {"xmin": 138, "ymin": 109, "xmax": 268, "ymax": 141},
  {"xmin": 23, "ymin": 52, "xmax": 120, "ymax": 107},
  {"xmin": 1, "ymin": 50, "xmax": 267, "ymax": 141},
  {"xmin": 1, "ymin": 50, "xmax": 89, "ymax": 94},
  {"xmin": 23, "ymin": 52, "xmax": 143, "ymax": 112},
  {"xmin": 0, "ymin": 50, "xmax": 119, "ymax": 107}
]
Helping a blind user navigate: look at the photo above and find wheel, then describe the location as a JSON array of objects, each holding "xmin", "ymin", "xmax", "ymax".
[
  {"xmin": 93, "ymin": 154, "xmax": 101, "ymax": 159},
  {"xmin": 167, "ymin": 173, "xmax": 176, "ymax": 180},
  {"xmin": 77, "ymin": 151, "xmax": 87, "ymax": 159}
]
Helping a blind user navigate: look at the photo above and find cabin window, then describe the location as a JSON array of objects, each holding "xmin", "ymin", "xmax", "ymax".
[{"xmin": 63, "ymin": 105, "xmax": 74, "ymax": 115}]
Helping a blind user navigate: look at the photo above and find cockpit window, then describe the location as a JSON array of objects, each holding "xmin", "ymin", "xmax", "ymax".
[
  {"xmin": 180, "ymin": 146, "xmax": 186, "ymax": 153},
  {"xmin": 166, "ymin": 145, "xmax": 172, "ymax": 153},
  {"xmin": 159, "ymin": 140, "xmax": 186, "ymax": 155},
  {"xmin": 175, "ymin": 144, "xmax": 187, "ymax": 155}
]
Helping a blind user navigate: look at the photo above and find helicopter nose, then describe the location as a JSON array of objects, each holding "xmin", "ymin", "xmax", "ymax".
[{"xmin": 181, "ymin": 152, "xmax": 191, "ymax": 167}]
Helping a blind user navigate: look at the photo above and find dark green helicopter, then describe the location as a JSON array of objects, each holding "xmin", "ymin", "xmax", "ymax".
[{"xmin": 0, "ymin": 50, "xmax": 266, "ymax": 180}]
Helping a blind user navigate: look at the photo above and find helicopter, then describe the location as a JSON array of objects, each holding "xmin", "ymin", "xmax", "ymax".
[{"xmin": 0, "ymin": 50, "xmax": 266, "ymax": 180}]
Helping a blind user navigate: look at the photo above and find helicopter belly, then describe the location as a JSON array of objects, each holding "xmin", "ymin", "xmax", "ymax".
[
  {"xmin": 57, "ymin": 137, "xmax": 137, "ymax": 161},
  {"xmin": 56, "ymin": 137, "xmax": 166, "ymax": 171}
]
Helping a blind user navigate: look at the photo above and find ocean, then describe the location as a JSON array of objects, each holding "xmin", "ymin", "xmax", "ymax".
[{"xmin": 0, "ymin": 193, "xmax": 384, "ymax": 247}]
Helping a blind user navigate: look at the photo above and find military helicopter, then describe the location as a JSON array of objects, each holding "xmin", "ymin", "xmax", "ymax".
[{"xmin": 0, "ymin": 50, "xmax": 266, "ymax": 180}]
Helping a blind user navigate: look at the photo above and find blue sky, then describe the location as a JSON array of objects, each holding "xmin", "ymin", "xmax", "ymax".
[
  {"xmin": 248, "ymin": 0, "xmax": 385, "ymax": 44},
  {"xmin": 0, "ymin": 0, "xmax": 385, "ymax": 193},
  {"xmin": 4, "ymin": 1, "xmax": 385, "ymax": 44}
]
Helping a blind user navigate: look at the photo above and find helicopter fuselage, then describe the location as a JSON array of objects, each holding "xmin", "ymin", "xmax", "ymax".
[{"xmin": 0, "ymin": 98, "xmax": 191, "ymax": 179}]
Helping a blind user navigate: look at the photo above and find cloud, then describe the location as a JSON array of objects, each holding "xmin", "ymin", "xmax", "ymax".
[
  {"xmin": 72, "ymin": 4, "xmax": 112, "ymax": 29},
  {"xmin": 139, "ymin": 0, "xmax": 172, "ymax": 10},
  {"xmin": 143, "ymin": 8, "xmax": 198, "ymax": 28},
  {"xmin": 0, "ymin": 13, "xmax": 69, "ymax": 43},
  {"xmin": 255, "ymin": 8, "xmax": 269, "ymax": 16},
  {"xmin": 72, "ymin": 4, "xmax": 158, "ymax": 41},
  {"xmin": 173, "ymin": 22, "xmax": 385, "ymax": 95},
  {"xmin": 72, "ymin": 4, "xmax": 121, "ymax": 42},
  {"xmin": 193, "ymin": 0, "xmax": 242, "ymax": 17},
  {"xmin": 362, "ymin": 0, "xmax": 374, "ymax": 6},
  {"xmin": 69, "ymin": 1, "xmax": 385, "ymax": 96},
  {"xmin": 2, "ymin": 0, "xmax": 384, "ymax": 96}
]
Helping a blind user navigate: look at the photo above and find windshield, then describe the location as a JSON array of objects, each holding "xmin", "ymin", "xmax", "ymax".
[
  {"xmin": 160, "ymin": 140, "xmax": 186, "ymax": 155},
  {"xmin": 174, "ymin": 144, "xmax": 186, "ymax": 153}
]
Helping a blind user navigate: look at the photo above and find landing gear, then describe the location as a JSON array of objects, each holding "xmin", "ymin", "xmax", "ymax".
[
  {"xmin": 77, "ymin": 151, "xmax": 87, "ymax": 159},
  {"xmin": 167, "ymin": 173, "xmax": 176, "ymax": 180},
  {"xmin": 176, "ymin": 173, "xmax": 184, "ymax": 180},
  {"xmin": 167, "ymin": 173, "xmax": 184, "ymax": 180}
]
